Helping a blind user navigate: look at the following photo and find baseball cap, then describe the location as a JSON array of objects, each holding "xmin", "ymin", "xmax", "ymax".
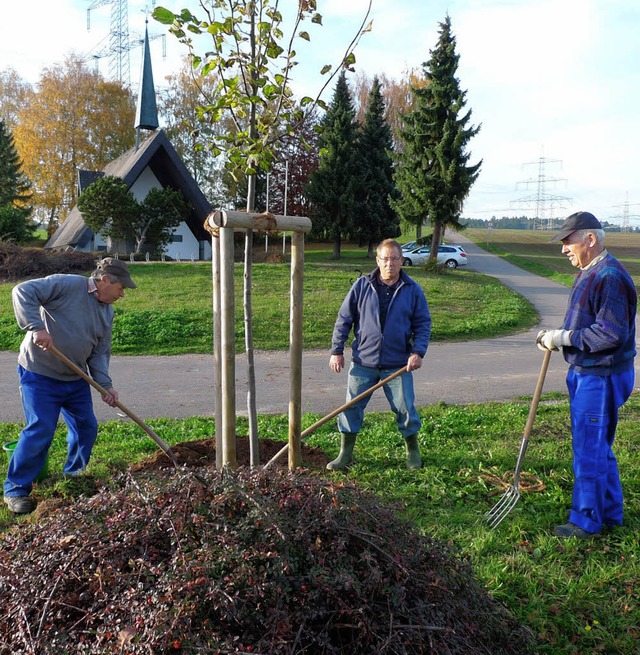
[
  {"xmin": 96, "ymin": 257, "xmax": 137, "ymax": 289},
  {"xmin": 551, "ymin": 211, "xmax": 602, "ymax": 242}
]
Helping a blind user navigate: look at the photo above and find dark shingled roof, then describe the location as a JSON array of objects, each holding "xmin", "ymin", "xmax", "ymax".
[{"xmin": 46, "ymin": 130, "xmax": 212, "ymax": 251}]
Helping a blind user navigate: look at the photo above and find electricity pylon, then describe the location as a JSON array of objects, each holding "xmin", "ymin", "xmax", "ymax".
[{"xmin": 511, "ymin": 149, "xmax": 571, "ymax": 229}]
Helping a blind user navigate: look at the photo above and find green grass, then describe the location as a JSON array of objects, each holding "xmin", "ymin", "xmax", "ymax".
[
  {"xmin": 0, "ymin": 258, "xmax": 537, "ymax": 355},
  {"xmin": 2, "ymin": 235, "xmax": 640, "ymax": 652},
  {"xmin": 2, "ymin": 393, "xmax": 639, "ymax": 653}
]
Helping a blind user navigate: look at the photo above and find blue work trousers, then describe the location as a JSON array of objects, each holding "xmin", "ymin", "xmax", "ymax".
[
  {"xmin": 4, "ymin": 366, "xmax": 98, "ymax": 497},
  {"xmin": 338, "ymin": 363, "xmax": 421, "ymax": 438},
  {"xmin": 566, "ymin": 367, "xmax": 635, "ymax": 534}
]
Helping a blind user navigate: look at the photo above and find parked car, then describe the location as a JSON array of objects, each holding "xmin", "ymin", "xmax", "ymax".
[
  {"xmin": 401, "ymin": 240, "xmax": 418, "ymax": 251},
  {"xmin": 402, "ymin": 244, "xmax": 468, "ymax": 269}
]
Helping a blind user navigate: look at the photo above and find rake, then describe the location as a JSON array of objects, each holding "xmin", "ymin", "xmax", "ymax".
[
  {"xmin": 485, "ymin": 348, "xmax": 552, "ymax": 529},
  {"xmin": 47, "ymin": 344, "xmax": 179, "ymax": 468}
]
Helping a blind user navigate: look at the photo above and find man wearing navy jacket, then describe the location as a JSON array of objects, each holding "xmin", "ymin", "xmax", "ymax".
[
  {"xmin": 537, "ymin": 211, "xmax": 636, "ymax": 538},
  {"xmin": 329, "ymin": 239, "xmax": 431, "ymax": 471}
]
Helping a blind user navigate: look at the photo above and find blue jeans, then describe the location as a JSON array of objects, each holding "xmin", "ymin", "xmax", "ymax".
[
  {"xmin": 4, "ymin": 366, "xmax": 98, "ymax": 497},
  {"xmin": 566, "ymin": 366, "xmax": 635, "ymax": 533},
  {"xmin": 338, "ymin": 363, "xmax": 421, "ymax": 438}
]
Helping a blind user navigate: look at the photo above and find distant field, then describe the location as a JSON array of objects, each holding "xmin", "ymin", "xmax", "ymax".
[{"xmin": 462, "ymin": 228, "xmax": 640, "ymax": 286}]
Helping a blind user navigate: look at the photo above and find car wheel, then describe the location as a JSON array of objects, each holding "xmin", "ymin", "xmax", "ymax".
[
  {"xmin": 403, "ymin": 258, "xmax": 412, "ymax": 266},
  {"xmin": 444, "ymin": 259, "xmax": 458, "ymax": 269}
]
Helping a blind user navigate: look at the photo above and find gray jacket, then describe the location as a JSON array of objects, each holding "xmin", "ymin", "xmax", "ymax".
[{"xmin": 12, "ymin": 274, "xmax": 115, "ymax": 388}]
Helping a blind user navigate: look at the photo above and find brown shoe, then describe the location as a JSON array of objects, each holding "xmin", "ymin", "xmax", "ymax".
[{"xmin": 4, "ymin": 495, "xmax": 37, "ymax": 514}]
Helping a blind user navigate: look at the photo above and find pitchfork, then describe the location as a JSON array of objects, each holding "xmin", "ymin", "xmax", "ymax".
[{"xmin": 485, "ymin": 348, "xmax": 552, "ymax": 529}]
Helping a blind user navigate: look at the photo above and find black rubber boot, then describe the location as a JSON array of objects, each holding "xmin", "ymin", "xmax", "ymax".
[
  {"xmin": 404, "ymin": 434, "xmax": 422, "ymax": 470},
  {"xmin": 326, "ymin": 433, "xmax": 357, "ymax": 470}
]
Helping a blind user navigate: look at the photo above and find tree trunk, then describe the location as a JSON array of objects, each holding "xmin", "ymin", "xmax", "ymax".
[
  {"xmin": 245, "ymin": 183, "xmax": 259, "ymax": 468},
  {"xmin": 429, "ymin": 220, "xmax": 443, "ymax": 262},
  {"xmin": 332, "ymin": 233, "xmax": 341, "ymax": 259},
  {"xmin": 243, "ymin": 8, "xmax": 260, "ymax": 467}
]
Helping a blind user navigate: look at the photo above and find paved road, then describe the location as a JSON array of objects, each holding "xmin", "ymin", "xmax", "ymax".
[{"xmin": 0, "ymin": 236, "xmax": 633, "ymax": 422}]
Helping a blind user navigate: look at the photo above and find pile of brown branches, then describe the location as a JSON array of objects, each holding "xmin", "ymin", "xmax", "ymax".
[{"xmin": 0, "ymin": 467, "xmax": 533, "ymax": 654}]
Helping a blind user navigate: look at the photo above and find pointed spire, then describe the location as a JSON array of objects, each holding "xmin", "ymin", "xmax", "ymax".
[{"xmin": 135, "ymin": 20, "xmax": 159, "ymax": 137}]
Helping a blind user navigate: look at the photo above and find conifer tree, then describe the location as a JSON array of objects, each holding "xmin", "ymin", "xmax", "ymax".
[
  {"xmin": 305, "ymin": 71, "xmax": 360, "ymax": 259},
  {"xmin": 354, "ymin": 76, "xmax": 399, "ymax": 257},
  {"xmin": 0, "ymin": 119, "xmax": 34, "ymax": 243},
  {"xmin": 393, "ymin": 15, "xmax": 481, "ymax": 253}
]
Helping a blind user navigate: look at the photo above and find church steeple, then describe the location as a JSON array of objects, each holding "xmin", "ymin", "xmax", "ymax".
[{"xmin": 134, "ymin": 20, "xmax": 159, "ymax": 148}]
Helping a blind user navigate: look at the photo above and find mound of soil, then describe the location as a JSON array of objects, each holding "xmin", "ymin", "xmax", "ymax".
[{"xmin": 130, "ymin": 435, "xmax": 329, "ymax": 471}]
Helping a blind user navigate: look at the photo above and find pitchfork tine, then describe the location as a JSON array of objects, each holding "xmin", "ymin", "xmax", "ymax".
[
  {"xmin": 485, "ymin": 349, "xmax": 551, "ymax": 529},
  {"xmin": 486, "ymin": 487, "xmax": 520, "ymax": 529}
]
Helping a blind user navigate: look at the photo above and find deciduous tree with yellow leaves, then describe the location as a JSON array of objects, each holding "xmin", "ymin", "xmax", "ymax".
[{"xmin": 12, "ymin": 55, "xmax": 136, "ymax": 235}]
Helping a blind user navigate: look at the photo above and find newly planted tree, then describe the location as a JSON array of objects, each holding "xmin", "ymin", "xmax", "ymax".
[{"xmin": 154, "ymin": 0, "xmax": 372, "ymax": 462}]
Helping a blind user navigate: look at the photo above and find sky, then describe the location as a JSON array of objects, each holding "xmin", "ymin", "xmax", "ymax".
[{"xmin": 2, "ymin": 0, "xmax": 640, "ymax": 227}]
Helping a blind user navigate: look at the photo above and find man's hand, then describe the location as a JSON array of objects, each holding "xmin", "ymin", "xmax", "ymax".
[
  {"xmin": 536, "ymin": 329, "xmax": 573, "ymax": 351},
  {"xmin": 32, "ymin": 329, "xmax": 53, "ymax": 350},
  {"xmin": 101, "ymin": 388, "xmax": 119, "ymax": 407},
  {"xmin": 329, "ymin": 354, "xmax": 345, "ymax": 373},
  {"xmin": 407, "ymin": 353, "xmax": 423, "ymax": 372}
]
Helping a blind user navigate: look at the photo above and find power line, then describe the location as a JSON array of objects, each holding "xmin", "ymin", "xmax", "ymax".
[
  {"xmin": 611, "ymin": 193, "xmax": 640, "ymax": 232},
  {"xmin": 510, "ymin": 149, "xmax": 571, "ymax": 229},
  {"xmin": 86, "ymin": 0, "xmax": 165, "ymax": 86}
]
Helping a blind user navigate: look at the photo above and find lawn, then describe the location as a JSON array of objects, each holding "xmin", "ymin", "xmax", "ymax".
[
  {"xmin": 1, "ymin": 234, "xmax": 639, "ymax": 653},
  {"xmin": 0, "ymin": 255, "xmax": 537, "ymax": 355}
]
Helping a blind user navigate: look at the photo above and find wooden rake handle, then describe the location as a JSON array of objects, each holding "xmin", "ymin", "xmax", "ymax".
[
  {"xmin": 263, "ymin": 365, "xmax": 409, "ymax": 470},
  {"xmin": 47, "ymin": 344, "xmax": 179, "ymax": 468}
]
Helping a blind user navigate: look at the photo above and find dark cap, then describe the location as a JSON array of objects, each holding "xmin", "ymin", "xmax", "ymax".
[
  {"xmin": 551, "ymin": 211, "xmax": 602, "ymax": 242},
  {"xmin": 96, "ymin": 257, "xmax": 137, "ymax": 289}
]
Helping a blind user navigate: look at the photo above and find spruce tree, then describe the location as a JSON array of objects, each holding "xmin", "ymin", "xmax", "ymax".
[
  {"xmin": 0, "ymin": 120, "xmax": 34, "ymax": 242},
  {"xmin": 393, "ymin": 15, "xmax": 481, "ymax": 252},
  {"xmin": 305, "ymin": 71, "xmax": 360, "ymax": 259},
  {"xmin": 354, "ymin": 77, "xmax": 400, "ymax": 257}
]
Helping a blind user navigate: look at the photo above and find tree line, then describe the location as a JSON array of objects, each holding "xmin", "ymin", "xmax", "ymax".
[{"xmin": 0, "ymin": 13, "xmax": 481, "ymax": 262}]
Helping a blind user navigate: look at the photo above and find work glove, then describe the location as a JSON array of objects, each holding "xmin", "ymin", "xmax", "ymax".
[{"xmin": 536, "ymin": 329, "xmax": 573, "ymax": 351}]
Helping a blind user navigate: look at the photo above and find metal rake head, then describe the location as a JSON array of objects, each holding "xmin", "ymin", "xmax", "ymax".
[{"xmin": 485, "ymin": 485, "xmax": 521, "ymax": 529}]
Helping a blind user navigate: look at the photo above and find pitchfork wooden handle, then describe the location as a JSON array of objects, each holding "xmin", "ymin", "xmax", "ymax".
[
  {"xmin": 263, "ymin": 365, "xmax": 409, "ymax": 469},
  {"xmin": 513, "ymin": 348, "xmax": 552, "ymax": 483}
]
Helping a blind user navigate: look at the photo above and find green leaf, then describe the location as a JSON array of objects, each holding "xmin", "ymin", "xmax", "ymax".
[
  {"xmin": 320, "ymin": 64, "xmax": 332, "ymax": 75},
  {"xmin": 312, "ymin": 13, "xmax": 323, "ymax": 25},
  {"xmin": 298, "ymin": 31, "xmax": 310, "ymax": 42},
  {"xmin": 152, "ymin": 7, "xmax": 176, "ymax": 25}
]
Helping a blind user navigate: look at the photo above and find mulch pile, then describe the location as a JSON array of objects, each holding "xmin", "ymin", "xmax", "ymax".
[{"xmin": 0, "ymin": 438, "xmax": 534, "ymax": 655}]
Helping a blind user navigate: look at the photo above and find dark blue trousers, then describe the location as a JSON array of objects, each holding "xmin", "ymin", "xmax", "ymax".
[
  {"xmin": 566, "ymin": 367, "xmax": 635, "ymax": 533},
  {"xmin": 3, "ymin": 366, "xmax": 98, "ymax": 497}
]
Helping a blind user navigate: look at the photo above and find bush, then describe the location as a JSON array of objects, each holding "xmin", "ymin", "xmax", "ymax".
[
  {"xmin": 0, "ymin": 241, "xmax": 98, "ymax": 282},
  {"xmin": 0, "ymin": 467, "xmax": 533, "ymax": 654}
]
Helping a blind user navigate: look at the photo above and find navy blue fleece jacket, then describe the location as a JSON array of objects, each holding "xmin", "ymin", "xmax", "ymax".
[{"xmin": 331, "ymin": 269, "xmax": 431, "ymax": 369}]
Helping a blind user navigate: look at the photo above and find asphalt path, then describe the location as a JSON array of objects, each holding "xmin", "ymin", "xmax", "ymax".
[{"xmin": 0, "ymin": 235, "xmax": 635, "ymax": 422}]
